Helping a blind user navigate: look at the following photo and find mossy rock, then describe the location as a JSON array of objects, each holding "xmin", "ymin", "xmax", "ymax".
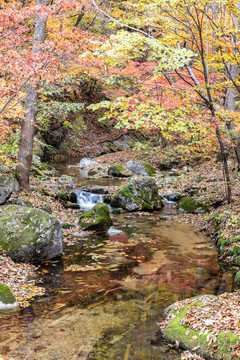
[
  {"xmin": 0, "ymin": 205, "xmax": 63, "ymax": 262},
  {"xmin": 79, "ymin": 203, "xmax": 113, "ymax": 232},
  {"xmin": 110, "ymin": 177, "xmax": 163, "ymax": 211},
  {"xmin": 55, "ymin": 190, "xmax": 69, "ymax": 202},
  {"xmin": 125, "ymin": 161, "xmax": 156, "ymax": 176},
  {"xmin": 108, "ymin": 164, "xmax": 132, "ymax": 178},
  {"xmin": 177, "ymin": 197, "xmax": 209, "ymax": 213},
  {"xmin": 0, "ymin": 284, "xmax": 18, "ymax": 308},
  {"xmin": 162, "ymin": 295, "xmax": 240, "ymax": 359},
  {"xmin": 234, "ymin": 271, "xmax": 240, "ymax": 284},
  {"xmin": 88, "ymin": 169, "xmax": 98, "ymax": 176}
]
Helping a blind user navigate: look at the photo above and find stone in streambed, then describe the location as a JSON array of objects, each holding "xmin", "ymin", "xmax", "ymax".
[
  {"xmin": 177, "ymin": 197, "xmax": 209, "ymax": 213},
  {"xmin": 110, "ymin": 177, "xmax": 163, "ymax": 211},
  {"xmin": 108, "ymin": 164, "xmax": 132, "ymax": 177},
  {"xmin": 79, "ymin": 203, "xmax": 112, "ymax": 232},
  {"xmin": 125, "ymin": 161, "xmax": 156, "ymax": 176},
  {"xmin": 0, "ymin": 205, "xmax": 63, "ymax": 262}
]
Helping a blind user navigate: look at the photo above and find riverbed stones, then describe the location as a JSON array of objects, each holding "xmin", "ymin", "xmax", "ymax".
[
  {"xmin": 161, "ymin": 294, "xmax": 240, "ymax": 360},
  {"xmin": 0, "ymin": 283, "xmax": 18, "ymax": 309},
  {"xmin": 0, "ymin": 205, "xmax": 63, "ymax": 262},
  {"xmin": 110, "ymin": 177, "xmax": 163, "ymax": 211},
  {"xmin": 79, "ymin": 203, "xmax": 113, "ymax": 232},
  {"xmin": 177, "ymin": 196, "xmax": 209, "ymax": 213},
  {"xmin": 125, "ymin": 161, "xmax": 156, "ymax": 176},
  {"xmin": 108, "ymin": 163, "xmax": 131, "ymax": 177}
]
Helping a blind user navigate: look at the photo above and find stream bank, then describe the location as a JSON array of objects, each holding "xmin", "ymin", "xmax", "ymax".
[{"xmin": 0, "ymin": 153, "xmax": 240, "ymax": 359}]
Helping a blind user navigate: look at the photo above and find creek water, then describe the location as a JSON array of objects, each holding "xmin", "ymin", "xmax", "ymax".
[{"xmin": 0, "ymin": 161, "xmax": 235, "ymax": 360}]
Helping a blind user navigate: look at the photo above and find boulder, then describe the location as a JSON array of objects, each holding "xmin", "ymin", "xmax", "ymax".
[
  {"xmin": 108, "ymin": 163, "xmax": 132, "ymax": 177},
  {"xmin": 0, "ymin": 283, "xmax": 18, "ymax": 309},
  {"xmin": 0, "ymin": 205, "xmax": 63, "ymax": 262},
  {"xmin": 0, "ymin": 175, "xmax": 20, "ymax": 205},
  {"xmin": 177, "ymin": 197, "xmax": 209, "ymax": 213},
  {"xmin": 0, "ymin": 174, "xmax": 20, "ymax": 193},
  {"xmin": 110, "ymin": 177, "xmax": 163, "ymax": 211},
  {"xmin": 160, "ymin": 294, "xmax": 240, "ymax": 360},
  {"xmin": 125, "ymin": 161, "xmax": 156, "ymax": 176},
  {"xmin": 0, "ymin": 187, "xmax": 12, "ymax": 205},
  {"xmin": 79, "ymin": 203, "xmax": 112, "ymax": 232},
  {"xmin": 79, "ymin": 158, "xmax": 98, "ymax": 169}
]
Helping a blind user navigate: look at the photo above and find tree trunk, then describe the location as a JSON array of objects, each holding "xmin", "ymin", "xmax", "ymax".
[{"xmin": 16, "ymin": 0, "xmax": 47, "ymax": 190}]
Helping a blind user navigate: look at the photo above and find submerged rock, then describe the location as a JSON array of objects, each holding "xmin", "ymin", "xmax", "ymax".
[
  {"xmin": 0, "ymin": 283, "xmax": 18, "ymax": 309},
  {"xmin": 177, "ymin": 197, "xmax": 209, "ymax": 213},
  {"xmin": 110, "ymin": 177, "xmax": 163, "ymax": 211},
  {"xmin": 0, "ymin": 205, "xmax": 63, "ymax": 262},
  {"xmin": 79, "ymin": 203, "xmax": 113, "ymax": 232},
  {"xmin": 108, "ymin": 163, "xmax": 131, "ymax": 177},
  {"xmin": 125, "ymin": 161, "xmax": 156, "ymax": 176},
  {"xmin": 161, "ymin": 294, "xmax": 240, "ymax": 360}
]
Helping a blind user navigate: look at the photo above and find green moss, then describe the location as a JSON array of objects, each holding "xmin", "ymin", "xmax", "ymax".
[
  {"xmin": 0, "ymin": 283, "xmax": 16, "ymax": 305},
  {"xmin": 177, "ymin": 197, "xmax": 209, "ymax": 213},
  {"xmin": 79, "ymin": 203, "xmax": 112, "ymax": 232},
  {"xmin": 235, "ymin": 271, "xmax": 240, "ymax": 283},
  {"xmin": 108, "ymin": 164, "xmax": 131, "ymax": 177},
  {"xmin": 110, "ymin": 177, "xmax": 163, "ymax": 211},
  {"xmin": 142, "ymin": 162, "xmax": 156, "ymax": 176},
  {"xmin": 0, "ymin": 205, "xmax": 62, "ymax": 261},
  {"xmin": 163, "ymin": 297, "xmax": 240, "ymax": 359}
]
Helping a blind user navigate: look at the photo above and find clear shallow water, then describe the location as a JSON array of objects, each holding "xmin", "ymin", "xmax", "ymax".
[{"xmin": 0, "ymin": 162, "xmax": 234, "ymax": 360}]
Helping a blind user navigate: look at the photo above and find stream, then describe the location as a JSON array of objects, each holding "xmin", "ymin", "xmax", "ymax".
[{"xmin": 0, "ymin": 160, "xmax": 235, "ymax": 360}]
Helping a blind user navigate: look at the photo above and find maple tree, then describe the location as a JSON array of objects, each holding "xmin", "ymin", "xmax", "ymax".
[{"xmin": 1, "ymin": 0, "xmax": 240, "ymax": 201}]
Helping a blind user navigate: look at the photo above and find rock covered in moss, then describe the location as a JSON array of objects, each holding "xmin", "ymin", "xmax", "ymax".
[
  {"xmin": 0, "ymin": 205, "xmax": 63, "ymax": 262},
  {"xmin": 177, "ymin": 197, "xmax": 209, "ymax": 213},
  {"xmin": 79, "ymin": 203, "xmax": 112, "ymax": 232},
  {"xmin": 0, "ymin": 283, "xmax": 18, "ymax": 309},
  {"xmin": 110, "ymin": 177, "xmax": 163, "ymax": 211},
  {"xmin": 125, "ymin": 161, "xmax": 156, "ymax": 176},
  {"xmin": 108, "ymin": 163, "xmax": 132, "ymax": 177},
  {"xmin": 160, "ymin": 294, "xmax": 240, "ymax": 360}
]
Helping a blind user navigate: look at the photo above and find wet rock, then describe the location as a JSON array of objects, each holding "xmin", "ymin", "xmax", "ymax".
[
  {"xmin": 177, "ymin": 197, "xmax": 209, "ymax": 213},
  {"xmin": 110, "ymin": 177, "xmax": 163, "ymax": 211},
  {"xmin": 167, "ymin": 193, "xmax": 182, "ymax": 202},
  {"xmin": 0, "ymin": 205, "xmax": 63, "ymax": 262},
  {"xmin": 125, "ymin": 161, "xmax": 156, "ymax": 176},
  {"xmin": 79, "ymin": 203, "xmax": 113, "ymax": 232},
  {"xmin": 108, "ymin": 164, "xmax": 132, "ymax": 178},
  {"xmin": 0, "ymin": 283, "xmax": 18, "ymax": 309},
  {"xmin": 79, "ymin": 158, "xmax": 98, "ymax": 169}
]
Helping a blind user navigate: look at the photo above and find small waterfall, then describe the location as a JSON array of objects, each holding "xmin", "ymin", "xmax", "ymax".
[{"xmin": 75, "ymin": 190, "xmax": 104, "ymax": 210}]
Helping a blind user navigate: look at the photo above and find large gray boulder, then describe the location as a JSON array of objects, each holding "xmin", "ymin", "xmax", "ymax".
[
  {"xmin": 110, "ymin": 177, "xmax": 163, "ymax": 211},
  {"xmin": 0, "ymin": 205, "xmax": 63, "ymax": 262},
  {"xmin": 125, "ymin": 161, "xmax": 156, "ymax": 176}
]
